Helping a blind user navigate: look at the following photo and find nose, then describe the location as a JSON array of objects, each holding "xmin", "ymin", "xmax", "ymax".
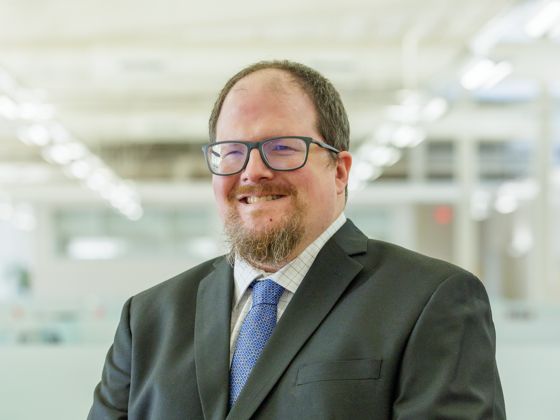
[{"xmin": 241, "ymin": 149, "xmax": 274, "ymax": 183}]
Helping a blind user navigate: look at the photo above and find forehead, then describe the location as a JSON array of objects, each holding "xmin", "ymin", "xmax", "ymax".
[
  {"xmin": 217, "ymin": 69, "xmax": 317, "ymax": 129},
  {"xmin": 224, "ymin": 69, "xmax": 312, "ymax": 110},
  {"xmin": 231, "ymin": 68, "xmax": 300, "ymax": 95}
]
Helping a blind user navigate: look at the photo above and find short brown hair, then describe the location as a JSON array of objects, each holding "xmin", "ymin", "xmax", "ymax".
[{"xmin": 208, "ymin": 60, "xmax": 350, "ymax": 156}]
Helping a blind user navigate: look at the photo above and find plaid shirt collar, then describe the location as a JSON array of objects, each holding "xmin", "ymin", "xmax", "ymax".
[{"xmin": 233, "ymin": 212, "xmax": 346, "ymax": 305}]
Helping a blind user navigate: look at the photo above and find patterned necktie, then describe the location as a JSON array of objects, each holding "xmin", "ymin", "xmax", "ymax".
[{"xmin": 229, "ymin": 279, "xmax": 285, "ymax": 408}]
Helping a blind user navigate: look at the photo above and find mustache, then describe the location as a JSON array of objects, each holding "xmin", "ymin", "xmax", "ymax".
[{"xmin": 228, "ymin": 184, "xmax": 297, "ymax": 200}]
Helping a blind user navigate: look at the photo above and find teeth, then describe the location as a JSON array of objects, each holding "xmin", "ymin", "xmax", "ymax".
[{"xmin": 246, "ymin": 195, "xmax": 281, "ymax": 204}]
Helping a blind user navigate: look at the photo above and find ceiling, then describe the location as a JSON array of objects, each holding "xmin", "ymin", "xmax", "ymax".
[{"xmin": 1, "ymin": 0, "xmax": 558, "ymax": 213}]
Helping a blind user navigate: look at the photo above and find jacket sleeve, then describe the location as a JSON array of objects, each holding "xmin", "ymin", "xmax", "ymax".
[
  {"xmin": 87, "ymin": 297, "xmax": 133, "ymax": 420},
  {"xmin": 393, "ymin": 273, "xmax": 506, "ymax": 419}
]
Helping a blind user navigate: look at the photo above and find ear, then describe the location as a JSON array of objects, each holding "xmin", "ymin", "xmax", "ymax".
[{"xmin": 334, "ymin": 151, "xmax": 352, "ymax": 195}]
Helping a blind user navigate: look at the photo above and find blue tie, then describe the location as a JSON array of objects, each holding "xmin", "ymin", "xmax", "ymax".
[{"xmin": 229, "ymin": 279, "xmax": 285, "ymax": 407}]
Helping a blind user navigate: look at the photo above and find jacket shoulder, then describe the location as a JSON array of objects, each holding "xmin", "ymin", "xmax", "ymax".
[
  {"xmin": 372, "ymin": 239, "xmax": 471, "ymax": 275},
  {"xmin": 360, "ymin": 238, "xmax": 481, "ymax": 296}
]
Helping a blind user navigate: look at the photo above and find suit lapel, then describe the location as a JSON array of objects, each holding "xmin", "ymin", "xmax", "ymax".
[
  {"xmin": 195, "ymin": 258, "xmax": 233, "ymax": 420},
  {"xmin": 227, "ymin": 220, "xmax": 368, "ymax": 420}
]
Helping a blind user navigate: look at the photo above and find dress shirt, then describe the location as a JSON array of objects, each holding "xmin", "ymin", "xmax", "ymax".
[{"xmin": 229, "ymin": 212, "xmax": 347, "ymax": 360}]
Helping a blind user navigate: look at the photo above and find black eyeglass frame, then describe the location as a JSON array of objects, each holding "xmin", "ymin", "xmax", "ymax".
[{"xmin": 202, "ymin": 136, "xmax": 340, "ymax": 176}]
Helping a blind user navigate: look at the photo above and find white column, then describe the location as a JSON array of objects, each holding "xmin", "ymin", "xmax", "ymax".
[
  {"xmin": 454, "ymin": 135, "xmax": 478, "ymax": 275},
  {"xmin": 531, "ymin": 82, "xmax": 554, "ymax": 300},
  {"xmin": 408, "ymin": 141, "xmax": 427, "ymax": 182}
]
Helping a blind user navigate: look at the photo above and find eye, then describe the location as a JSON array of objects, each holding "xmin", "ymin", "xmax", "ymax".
[
  {"xmin": 224, "ymin": 149, "xmax": 243, "ymax": 157},
  {"xmin": 220, "ymin": 144, "xmax": 245, "ymax": 158},
  {"xmin": 271, "ymin": 144, "xmax": 296, "ymax": 152}
]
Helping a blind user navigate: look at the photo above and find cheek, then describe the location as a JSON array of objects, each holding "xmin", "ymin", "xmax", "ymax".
[
  {"xmin": 304, "ymin": 168, "xmax": 335, "ymax": 199},
  {"xmin": 212, "ymin": 177, "xmax": 234, "ymax": 217}
]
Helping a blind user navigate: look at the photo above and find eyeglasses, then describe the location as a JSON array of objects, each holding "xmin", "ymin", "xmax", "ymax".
[{"xmin": 202, "ymin": 136, "xmax": 340, "ymax": 176}]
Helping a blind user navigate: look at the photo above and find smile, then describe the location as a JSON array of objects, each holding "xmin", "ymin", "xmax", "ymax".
[{"xmin": 242, "ymin": 195, "xmax": 284, "ymax": 204}]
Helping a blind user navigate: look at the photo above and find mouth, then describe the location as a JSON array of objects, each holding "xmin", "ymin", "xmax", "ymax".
[{"xmin": 239, "ymin": 194, "xmax": 286, "ymax": 205}]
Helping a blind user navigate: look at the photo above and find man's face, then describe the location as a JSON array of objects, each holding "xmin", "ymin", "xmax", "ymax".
[{"xmin": 212, "ymin": 69, "xmax": 350, "ymax": 270}]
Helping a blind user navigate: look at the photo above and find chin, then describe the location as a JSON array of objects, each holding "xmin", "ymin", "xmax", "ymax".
[{"xmin": 239, "ymin": 216, "xmax": 281, "ymax": 234}]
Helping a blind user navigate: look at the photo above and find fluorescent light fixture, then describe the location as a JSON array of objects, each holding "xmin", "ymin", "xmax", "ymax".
[
  {"xmin": 123, "ymin": 205, "xmax": 143, "ymax": 221},
  {"xmin": 85, "ymin": 168, "xmax": 113, "ymax": 191},
  {"xmin": 385, "ymin": 92, "xmax": 449, "ymax": 125},
  {"xmin": 360, "ymin": 144, "xmax": 402, "ymax": 167},
  {"xmin": 422, "ymin": 98, "xmax": 448, "ymax": 122},
  {"xmin": 391, "ymin": 125, "xmax": 426, "ymax": 148},
  {"xmin": 67, "ymin": 159, "xmax": 93, "ymax": 179},
  {"xmin": 0, "ymin": 96, "xmax": 18, "ymax": 120},
  {"xmin": 525, "ymin": 1, "xmax": 560, "ymax": 38},
  {"xmin": 461, "ymin": 58, "xmax": 512, "ymax": 91},
  {"xmin": 483, "ymin": 61, "xmax": 513, "ymax": 89},
  {"xmin": 375, "ymin": 124, "xmax": 396, "ymax": 145},
  {"xmin": 48, "ymin": 122, "xmax": 72, "ymax": 143},
  {"xmin": 347, "ymin": 177, "xmax": 365, "ymax": 192},
  {"xmin": 4, "ymin": 65, "xmax": 143, "ymax": 221},
  {"xmin": 67, "ymin": 236, "xmax": 125, "ymax": 260},
  {"xmin": 470, "ymin": 190, "xmax": 491, "ymax": 221},
  {"xmin": 17, "ymin": 124, "xmax": 51, "ymax": 146},
  {"xmin": 508, "ymin": 222, "xmax": 534, "ymax": 257},
  {"xmin": 42, "ymin": 141, "xmax": 88, "ymax": 164},
  {"xmin": 494, "ymin": 193, "xmax": 518, "ymax": 214},
  {"xmin": 353, "ymin": 160, "xmax": 382, "ymax": 181}
]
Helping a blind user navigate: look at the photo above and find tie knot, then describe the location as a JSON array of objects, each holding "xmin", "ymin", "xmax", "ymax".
[{"xmin": 251, "ymin": 279, "xmax": 284, "ymax": 306}]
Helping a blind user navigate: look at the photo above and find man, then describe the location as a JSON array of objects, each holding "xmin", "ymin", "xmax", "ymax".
[{"xmin": 89, "ymin": 60, "xmax": 505, "ymax": 419}]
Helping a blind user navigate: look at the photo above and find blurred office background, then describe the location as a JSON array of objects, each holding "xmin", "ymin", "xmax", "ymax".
[{"xmin": 1, "ymin": 0, "xmax": 559, "ymax": 418}]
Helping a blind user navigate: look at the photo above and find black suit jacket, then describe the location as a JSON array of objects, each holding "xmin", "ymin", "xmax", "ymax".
[{"xmin": 89, "ymin": 220, "xmax": 505, "ymax": 419}]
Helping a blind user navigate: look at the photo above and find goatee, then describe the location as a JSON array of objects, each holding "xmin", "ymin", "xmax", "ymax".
[{"xmin": 224, "ymin": 185, "xmax": 305, "ymax": 269}]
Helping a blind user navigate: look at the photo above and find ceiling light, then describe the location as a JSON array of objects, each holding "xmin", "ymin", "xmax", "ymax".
[
  {"xmin": 85, "ymin": 168, "xmax": 113, "ymax": 192},
  {"xmin": 348, "ymin": 176, "xmax": 367, "ymax": 192},
  {"xmin": 42, "ymin": 142, "xmax": 88, "ymax": 164},
  {"xmin": 391, "ymin": 125, "xmax": 426, "ymax": 148},
  {"xmin": 17, "ymin": 124, "xmax": 51, "ymax": 146},
  {"xmin": 67, "ymin": 236, "xmax": 125, "ymax": 260},
  {"xmin": 123, "ymin": 205, "xmax": 143, "ymax": 221},
  {"xmin": 460, "ymin": 58, "xmax": 512, "ymax": 91},
  {"xmin": 470, "ymin": 190, "xmax": 491, "ymax": 221},
  {"xmin": 525, "ymin": 1, "xmax": 560, "ymax": 38},
  {"xmin": 360, "ymin": 144, "xmax": 402, "ymax": 167},
  {"xmin": 66, "ymin": 159, "xmax": 93, "ymax": 179},
  {"xmin": 495, "ymin": 193, "xmax": 518, "ymax": 214},
  {"xmin": 375, "ymin": 124, "xmax": 396, "ymax": 145},
  {"xmin": 508, "ymin": 222, "xmax": 534, "ymax": 257},
  {"xmin": 385, "ymin": 91, "xmax": 449, "ymax": 125},
  {"xmin": 482, "ymin": 61, "xmax": 513, "ymax": 89},
  {"xmin": 422, "ymin": 98, "xmax": 448, "ymax": 122},
  {"xmin": 0, "ymin": 96, "xmax": 18, "ymax": 120},
  {"xmin": 353, "ymin": 160, "xmax": 382, "ymax": 181}
]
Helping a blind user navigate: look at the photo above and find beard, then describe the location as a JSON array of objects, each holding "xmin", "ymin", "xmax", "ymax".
[{"xmin": 223, "ymin": 184, "xmax": 306, "ymax": 270}]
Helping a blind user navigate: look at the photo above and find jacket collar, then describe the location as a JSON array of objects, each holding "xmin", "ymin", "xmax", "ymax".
[{"xmin": 194, "ymin": 258, "xmax": 234, "ymax": 420}]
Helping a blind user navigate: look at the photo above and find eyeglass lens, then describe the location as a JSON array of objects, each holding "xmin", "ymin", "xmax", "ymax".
[{"xmin": 207, "ymin": 137, "xmax": 308, "ymax": 174}]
